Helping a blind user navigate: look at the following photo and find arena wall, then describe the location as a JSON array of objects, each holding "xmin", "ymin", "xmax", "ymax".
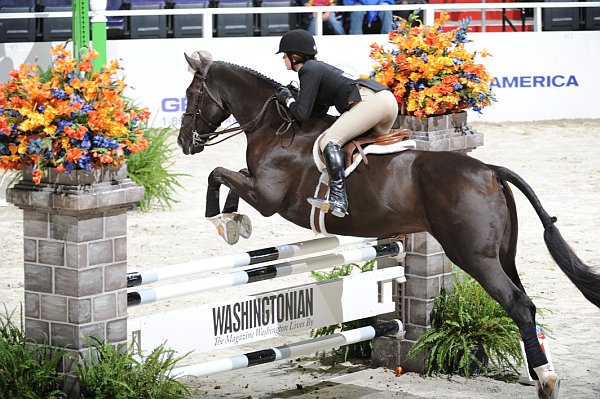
[{"xmin": 1, "ymin": 31, "xmax": 598, "ymax": 124}]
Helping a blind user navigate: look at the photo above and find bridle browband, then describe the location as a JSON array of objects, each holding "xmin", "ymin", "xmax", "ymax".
[{"xmin": 182, "ymin": 61, "xmax": 294, "ymax": 149}]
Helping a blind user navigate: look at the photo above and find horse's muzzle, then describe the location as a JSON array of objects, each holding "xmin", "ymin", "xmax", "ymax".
[{"xmin": 177, "ymin": 132, "xmax": 204, "ymax": 155}]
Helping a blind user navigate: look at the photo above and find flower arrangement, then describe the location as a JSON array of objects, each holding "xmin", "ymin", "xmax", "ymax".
[
  {"xmin": 0, "ymin": 44, "xmax": 149, "ymax": 184},
  {"xmin": 366, "ymin": 11, "xmax": 496, "ymax": 118}
]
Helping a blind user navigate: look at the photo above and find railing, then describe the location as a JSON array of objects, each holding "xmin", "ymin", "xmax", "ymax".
[{"xmin": 1, "ymin": 2, "xmax": 599, "ymax": 37}]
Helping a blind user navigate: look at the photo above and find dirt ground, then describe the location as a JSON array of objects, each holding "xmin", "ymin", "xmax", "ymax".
[{"xmin": 1, "ymin": 119, "xmax": 599, "ymax": 398}]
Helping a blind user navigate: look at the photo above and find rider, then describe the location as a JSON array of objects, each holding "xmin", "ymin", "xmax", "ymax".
[{"xmin": 275, "ymin": 29, "xmax": 398, "ymax": 218}]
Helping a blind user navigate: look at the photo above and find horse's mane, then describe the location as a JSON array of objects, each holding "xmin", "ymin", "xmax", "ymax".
[{"xmin": 214, "ymin": 61, "xmax": 281, "ymax": 89}]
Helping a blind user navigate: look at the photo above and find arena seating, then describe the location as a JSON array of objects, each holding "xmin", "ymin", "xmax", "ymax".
[
  {"xmin": 129, "ymin": 0, "xmax": 168, "ymax": 38},
  {"xmin": 171, "ymin": 0, "xmax": 208, "ymax": 38},
  {"xmin": 258, "ymin": 0, "xmax": 292, "ymax": 36},
  {"xmin": 40, "ymin": 0, "xmax": 73, "ymax": 42},
  {"xmin": 216, "ymin": 0, "xmax": 255, "ymax": 37},
  {"xmin": 0, "ymin": 0, "xmax": 36, "ymax": 43},
  {"xmin": 107, "ymin": 0, "xmax": 128, "ymax": 39},
  {"xmin": 0, "ymin": 0, "xmax": 596, "ymax": 43}
]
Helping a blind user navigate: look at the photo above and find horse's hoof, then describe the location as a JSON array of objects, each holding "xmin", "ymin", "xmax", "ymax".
[
  {"xmin": 535, "ymin": 373, "xmax": 560, "ymax": 399},
  {"xmin": 218, "ymin": 219, "xmax": 239, "ymax": 245},
  {"xmin": 232, "ymin": 213, "xmax": 252, "ymax": 239}
]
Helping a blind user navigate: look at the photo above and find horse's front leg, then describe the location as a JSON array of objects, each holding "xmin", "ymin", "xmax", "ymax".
[
  {"xmin": 221, "ymin": 169, "xmax": 252, "ymax": 240},
  {"xmin": 206, "ymin": 168, "xmax": 255, "ymax": 245}
]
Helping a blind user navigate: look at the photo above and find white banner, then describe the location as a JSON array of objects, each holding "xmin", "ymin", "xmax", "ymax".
[
  {"xmin": 127, "ymin": 267, "xmax": 404, "ymax": 355},
  {"xmin": 1, "ymin": 31, "xmax": 599, "ymax": 124}
]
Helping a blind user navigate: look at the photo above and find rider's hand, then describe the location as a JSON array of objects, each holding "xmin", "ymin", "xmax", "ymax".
[{"xmin": 276, "ymin": 86, "xmax": 294, "ymax": 106}]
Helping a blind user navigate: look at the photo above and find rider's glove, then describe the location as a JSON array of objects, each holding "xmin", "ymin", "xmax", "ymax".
[{"xmin": 276, "ymin": 86, "xmax": 295, "ymax": 107}]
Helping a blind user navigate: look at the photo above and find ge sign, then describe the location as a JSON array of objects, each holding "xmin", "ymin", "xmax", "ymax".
[{"xmin": 161, "ymin": 98, "xmax": 188, "ymax": 112}]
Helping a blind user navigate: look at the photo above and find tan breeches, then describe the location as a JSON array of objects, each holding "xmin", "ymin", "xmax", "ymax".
[{"xmin": 319, "ymin": 87, "xmax": 398, "ymax": 152}]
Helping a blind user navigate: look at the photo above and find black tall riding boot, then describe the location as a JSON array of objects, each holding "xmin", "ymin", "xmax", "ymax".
[{"xmin": 307, "ymin": 142, "xmax": 349, "ymax": 218}]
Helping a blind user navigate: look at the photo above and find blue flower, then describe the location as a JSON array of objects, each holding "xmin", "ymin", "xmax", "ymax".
[
  {"xmin": 420, "ymin": 55, "xmax": 428, "ymax": 63},
  {"xmin": 56, "ymin": 120, "xmax": 73, "ymax": 133},
  {"xmin": 453, "ymin": 18, "xmax": 471, "ymax": 44},
  {"xmin": 453, "ymin": 83, "xmax": 464, "ymax": 90},
  {"xmin": 51, "ymin": 88, "xmax": 67, "ymax": 100},
  {"xmin": 77, "ymin": 154, "xmax": 92, "ymax": 171},
  {"xmin": 80, "ymin": 135, "xmax": 91, "ymax": 150},
  {"xmin": 81, "ymin": 104, "xmax": 95, "ymax": 114},
  {"xmin": 92, "ymin": 134, "xmax": 120, "ymax": 150},
  {"xmin": 63, "ymin": 161, "xmax": 75, "ymax": 173},
  {"xmin": 453, "ymin": 58, "xmax": 463, "ymax": 66},
  {"xmin": 27, "ymin": 138, "xmax": 43, "ymax": 154}
]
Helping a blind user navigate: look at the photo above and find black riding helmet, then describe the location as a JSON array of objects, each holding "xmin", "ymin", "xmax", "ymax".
[{"xmin": 277, "ymin": 29, "xmax": 318, "ymax": 57}]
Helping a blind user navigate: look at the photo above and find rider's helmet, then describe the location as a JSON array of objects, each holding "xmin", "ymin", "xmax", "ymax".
[{"xmin": 277, "ymin": 29, "xmax": 318, "ymax": 57}]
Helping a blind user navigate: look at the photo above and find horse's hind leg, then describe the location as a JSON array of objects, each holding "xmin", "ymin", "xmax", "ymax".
[{"xmin": 464, "ymin": 258, "xmax": 559, "ymax": 399}]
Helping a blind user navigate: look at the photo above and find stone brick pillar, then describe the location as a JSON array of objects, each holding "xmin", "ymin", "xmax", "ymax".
[
  {"xmin": 372, "ymin": 112, "xmax": 483, "ymax": 372},
  {"xmin": 6, "ymin": 165, "xmax": 143, "ymax": 398}
]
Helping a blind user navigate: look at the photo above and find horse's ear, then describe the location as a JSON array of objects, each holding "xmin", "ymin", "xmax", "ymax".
[{"xmin": 185, "ymin": 51, "xmax": 212, "ymax": 74}]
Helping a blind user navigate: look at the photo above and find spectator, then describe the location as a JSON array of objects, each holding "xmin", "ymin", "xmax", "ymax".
[
  {"xmin": 303, "ymin": 0, "xmax": 346, "ymax": 35},
  {"xmin": 344, "ymin": 0, "xmax": 393, "ymax": 34}
]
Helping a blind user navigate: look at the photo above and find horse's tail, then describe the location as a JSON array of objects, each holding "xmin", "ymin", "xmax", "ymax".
[{"xmin": 490, "ymin": 164, "xmax": 600, "ymax": 308}]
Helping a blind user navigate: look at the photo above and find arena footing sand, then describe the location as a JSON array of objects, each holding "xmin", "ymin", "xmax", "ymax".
[{"xmin": 1, "ymin": 119, "xmax": 598, "ymax": 398}]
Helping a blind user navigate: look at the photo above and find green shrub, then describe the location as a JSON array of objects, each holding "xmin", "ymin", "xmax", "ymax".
[
  {"xmin": 76, "ymin": 337, "xmax": 190, "ymax": 399},
  {"xmin": 0, "ymin": 308, "xmax": 66, "ymax": 399},
  {"xmin": 310, "ymin": 260, "xmax": 377, "ymax": 361},
  {"xmin": 126, "ymin": 128, "xmax": 188, "ymax": 212},
  {"xmin": 408, "ymin": 270, "xmax": 524, "ymax": 377}
]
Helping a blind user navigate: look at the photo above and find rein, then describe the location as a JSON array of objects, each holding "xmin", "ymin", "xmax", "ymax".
[{"xmin": 182, "ymin": 63, "xmax": 295, "ymax": 149}]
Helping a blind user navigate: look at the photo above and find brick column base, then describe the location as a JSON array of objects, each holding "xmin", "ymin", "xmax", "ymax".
[{"xmin": 7, "ymin": 165, "xmax": 143, "ymax": 398}]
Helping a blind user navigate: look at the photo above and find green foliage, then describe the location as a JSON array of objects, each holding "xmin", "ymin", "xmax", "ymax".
[
  {"xmin": 408, "ymin": 270, "xmax": 524, "ymax": 377},
  {"xmin": 76, "ymin": 337, "xmax": 190, "ymax": 399},
  {"xmin": 310, "ymin": 260, "xmax": 377, "ymax": 361},
  {"xmin": 126, "ymin": 128, "xmax": 188, "ymax": 212},
  {"xmin": 0, "ymin": 307, "xmax": 67, "ymax": 399}
]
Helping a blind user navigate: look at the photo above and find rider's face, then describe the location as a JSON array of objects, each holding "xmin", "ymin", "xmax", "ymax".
[{"xmin": 283, "ymin": 53, "xmax": 292, "ymax": 71}]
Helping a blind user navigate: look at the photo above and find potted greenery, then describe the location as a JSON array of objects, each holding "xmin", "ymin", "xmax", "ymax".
[
  {"xmin": 0, "ymin": 44, "xmax": 149, "ymax": 184},
  {"xmin": 408, "ymin": 270, "xmax": 524, "ymax": 377}
]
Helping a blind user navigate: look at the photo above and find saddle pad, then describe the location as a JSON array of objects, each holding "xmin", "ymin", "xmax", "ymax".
[{"xmin": 312, "ymin": 133, "xmax": 417, "ymax": 177}]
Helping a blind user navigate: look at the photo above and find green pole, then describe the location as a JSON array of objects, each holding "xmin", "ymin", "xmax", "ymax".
[
  {"xmin": 72, "ymin": 0, "xmax": 90, "ymax": 60},
  {"xmin": 90, "ymin": 0, "xmax": 108, "ymax": 71}
]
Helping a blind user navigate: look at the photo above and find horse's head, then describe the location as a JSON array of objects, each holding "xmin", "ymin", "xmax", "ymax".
[{"xmin": 178, "ymin": 51, "xmax": 232, "ymax": 155}]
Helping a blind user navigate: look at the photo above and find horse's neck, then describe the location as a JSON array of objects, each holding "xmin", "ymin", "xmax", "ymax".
[{"xmin": 216, "ymin": 64, "xmax": 277, "ymax": 126}]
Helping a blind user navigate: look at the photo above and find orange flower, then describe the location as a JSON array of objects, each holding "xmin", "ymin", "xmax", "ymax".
[
  {"xmin": 367, "ymin": 11, "xmax": 495, "ymax": 117},
  {"xmin": 66, "ymin": 148, "xmax": 83, "ymax": 162},
  {"xmin": 0, "ymin": 44, "xmax": 150, "ymax": 183},
  {"xmin": 32, "ymin": 168, "xmax": 43, "ymax": 184}
]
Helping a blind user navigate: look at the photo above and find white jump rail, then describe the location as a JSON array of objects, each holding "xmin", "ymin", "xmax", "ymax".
[
  {"xmin": 171, "ymin": 319, "xmax": 404, "ymax": 377},
  {"xmin": 127, "ymin": 241, "xmax": 401, "ymax": 306},
  {"xmin": 127, "ymin": 235, "xmax": 379, "ymax": 288}
]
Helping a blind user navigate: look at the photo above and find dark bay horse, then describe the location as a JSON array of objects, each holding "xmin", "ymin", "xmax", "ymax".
[{"xmin": 178, "ymin": 52, "xmax": 600, "ymax": 399}]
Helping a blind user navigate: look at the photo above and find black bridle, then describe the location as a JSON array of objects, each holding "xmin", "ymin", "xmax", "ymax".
[{"xmin": 181, "ymin": 62, "xmax": 295, "ymax": 150}]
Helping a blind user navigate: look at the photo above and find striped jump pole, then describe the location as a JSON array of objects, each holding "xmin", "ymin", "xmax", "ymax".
[
  {"xmin": 127, "ymin": 235, "xmax": 379, "ymax": 288},
  {"xmin": 127, "ymin": 241, "xmax": 401, "ymax": 307},
  {"xmin": 171, "ymin": 319, "xmax": 404, "ymax": 377}
]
